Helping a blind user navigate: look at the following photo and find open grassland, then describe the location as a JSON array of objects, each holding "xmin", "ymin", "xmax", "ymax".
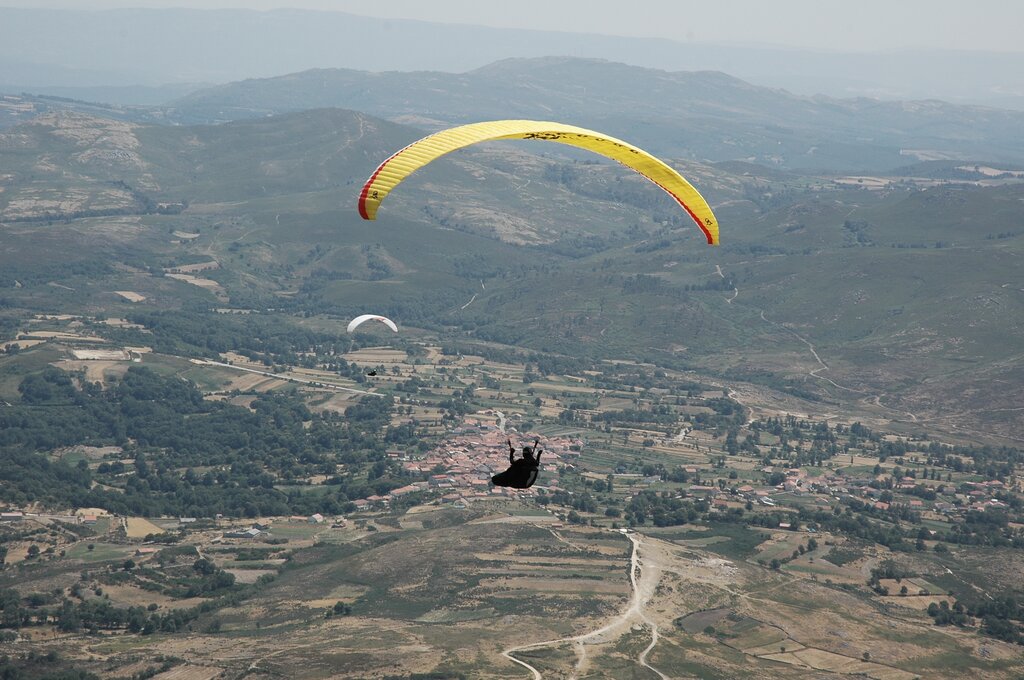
[
  {"xmin": 125, "ymin": 517, "xmax": 165, "ymax": 538},
  {"xmin": 4, "ymin": 491, "xmax": 1024, "ymax": 678},
  {"xmin": 65, "ymin": 541, "xmax": 136, "ymax": 562},
  {"xmin": 139, "ymin": 517, "xmax": 632, "ymax": 677}
]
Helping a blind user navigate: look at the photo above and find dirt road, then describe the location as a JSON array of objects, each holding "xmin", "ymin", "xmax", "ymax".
[{"xmin": 502, "ymin": 531, "xmax": 666, "ymax": 679}]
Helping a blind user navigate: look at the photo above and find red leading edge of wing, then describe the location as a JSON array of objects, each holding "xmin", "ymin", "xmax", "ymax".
[
  {"xmin": 677, "ymin": 197, "xmax": 715, "ymax": 245},
  {"xmin": 358, "ymin": 134, "xmax": 442, "ymax": 220},
  {"xmin": 646, "ymin": 176, "xmax": 716, "ymax": 245},
  {"xmin": 357, "ymin": 159, "xmax": 389, "ymax": 220}
]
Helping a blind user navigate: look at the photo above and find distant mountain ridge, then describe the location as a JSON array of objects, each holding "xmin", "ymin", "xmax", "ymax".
[
  {"xmin": 6, "ymin": 55, "xmax": 1024, "ymax": 174},
  {"xmin": 167, "ymin": 57, "xmax": 1024, "ymax": 173},
  {"xmin": 1, "ymin": 7, "xmax": 1023, "ymax": 109}
]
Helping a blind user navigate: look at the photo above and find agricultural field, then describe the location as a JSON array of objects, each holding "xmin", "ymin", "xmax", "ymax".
[
  {"xmin": 2, "ymin": 328, "xmax": 1023, "ymax": 678},
  {"xmin": 10, "ymin": 504, "xmax": 1015, "ymax": 680}
]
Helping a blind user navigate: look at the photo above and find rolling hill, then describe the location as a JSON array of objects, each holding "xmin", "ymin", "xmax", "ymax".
[
  {"xmin": 167, "ymin": 57, "xmax": 1024, "ymax": 173},
  {"xmin": 0, "ymin": 102, "xmax": 1022, "ymax": 441}
]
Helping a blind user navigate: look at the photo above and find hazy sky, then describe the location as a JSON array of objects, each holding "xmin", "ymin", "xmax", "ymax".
[{"xmin": 6, "ymin": 0, "xmax": 1023, "ymax": 54}]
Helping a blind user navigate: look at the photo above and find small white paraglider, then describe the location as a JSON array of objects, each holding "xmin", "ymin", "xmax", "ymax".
[{"xmin": 346, "ymin": 314, "xmax": 398, "ymax": 334}]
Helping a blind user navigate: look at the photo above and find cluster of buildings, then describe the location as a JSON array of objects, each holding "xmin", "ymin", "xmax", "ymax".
[
  {"xmin": 611, "ymin": 463, "xmax": 1016, "ymax": 525},
  {"xmin": 756, "ymin": 468, "xmax": 1014, "ymax": 517},
  {"xmin": 1, "ymin": 510, "xmax": 107, "ymax": 525},
  {"xmin": 219, "ymin": 514, "xmax": 340, "ymax": 540},
  {"xmin": 213, "ymin": 421, "xmax": 585, "ymax": 535},
  {"xmin": 354, "ymin": 422, "xmax": 583, "ymax": 510}
]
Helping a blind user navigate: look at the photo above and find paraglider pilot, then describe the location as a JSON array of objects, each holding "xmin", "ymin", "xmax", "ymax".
[{"xmin": 491, "ymin": 438, "xmax": 542, "ymax": 489}]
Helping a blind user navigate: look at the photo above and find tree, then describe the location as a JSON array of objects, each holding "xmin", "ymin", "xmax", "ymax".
[
  {"xmin": 26, "ymin": 545, "xmax": 40, "ymax": 559},
  {"xmin": 57, "ymin": 600, "xmax": 81, "ymax": 632},
  {"xmin": 325, "ymin": 601, "xmax": 352, "ymax": 618},
  {"xmin": 127, "ymin": 608, "xmax": 147, "ymax": 633},
  {"xmin": 193, "ymin": 558, "xmax": 216, "ymax": 575}
]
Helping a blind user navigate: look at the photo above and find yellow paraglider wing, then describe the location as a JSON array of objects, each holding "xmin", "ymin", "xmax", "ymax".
[{"xmin": 357, "ymin": 120, "xmax": 719, "ymax": 245}]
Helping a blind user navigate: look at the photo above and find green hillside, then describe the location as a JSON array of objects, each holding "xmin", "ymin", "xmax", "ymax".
[{"xmin": 1, "ymin": 106, "xmax": 1022, "ymax": 440}]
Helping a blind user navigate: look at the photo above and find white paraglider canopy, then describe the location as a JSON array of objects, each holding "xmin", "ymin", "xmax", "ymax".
[{"xmin": 347, "ymin": 314, "xmax": 398, "ymax": 334}]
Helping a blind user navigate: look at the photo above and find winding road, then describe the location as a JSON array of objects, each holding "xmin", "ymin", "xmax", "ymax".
[
  {"xmin": 716, "ymin": 263, "xmax": 856, "ymax": 394},
  {"xmin": 718, "ymin": 265, "xmax": 930, "ymax": 425},
  {"xmin": 756, "ymin": 310, "xmax": 859, "ymax": 393},
  {"xmin": 502, "ymin": 531, "xmax": 666, "ymax": 679},
  {"xmin": 715, "ymin": 265, "xmax": 738, "ymax": 304},
  {"xmin": 188, "ymin": 358, "xmax": 375, "ymax": 396}
]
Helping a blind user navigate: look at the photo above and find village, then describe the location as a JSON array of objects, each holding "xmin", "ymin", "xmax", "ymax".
[{"xmin": 1, "ymin": 414, "xmax": 1013, "ymax": 555}]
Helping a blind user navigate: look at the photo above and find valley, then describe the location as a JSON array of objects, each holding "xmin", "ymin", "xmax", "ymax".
[{"xmin": 1, "ymin": 54, "xmax": 1023, "ymax": 679}]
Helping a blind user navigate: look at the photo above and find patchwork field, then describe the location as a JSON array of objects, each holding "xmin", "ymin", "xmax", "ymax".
[
  {"xmin": 125, "ymin": 517, "xmax": 164, "ymax": 538},
  {"xmin": 2, "ymin": 320, "xmax": 1023, "ymax": 679}
]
